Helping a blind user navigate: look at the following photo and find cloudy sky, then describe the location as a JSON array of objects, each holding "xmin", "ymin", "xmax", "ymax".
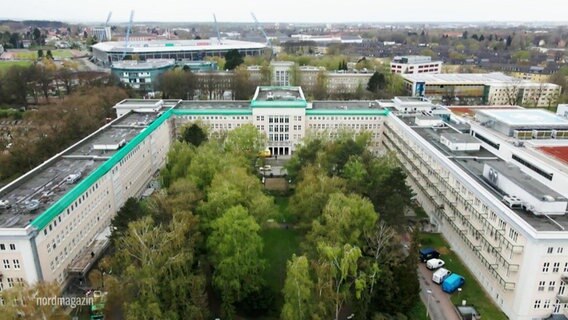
[{"xmin": 1, "ymin": 0, "xmax": 567, "ymax": 23}]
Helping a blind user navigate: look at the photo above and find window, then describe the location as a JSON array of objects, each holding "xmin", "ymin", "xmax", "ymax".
[
  {"xmin": 538, "ymin": 281, "xmax": 546, "ymax": 291},
  {"xmin": 508, "ymin": 229, "xmax": 518, "ymax": 242},
  {"xmin": 543, "ymin": 262, "xmax": 550, "ymax": 272},
  {"xmin": 544, "ymin": 299, "xmax": 550, "ymax": 309},
  {"xmin": 564, "ymin": 263, "xmax": 568, "ymax": 273},
  {"xmin": 512, "ymin": 154, "xmax": 553, "ymax": 181},
  {"xmin": 550, "ymin": 281, "xmax": 556, "ymax": 292},
  {"xmin": 553, "ymin": 263, "xmax": 560, "ymax": 273},
  {"xmin": 9, "ymin": 244, "xmax": 15, "ymax": 250},
  {"xmin": 12, "ymin": 259, "xmax": 20, "ymax": 270},
  {"xmin": 534, "ymin": 300, "xmax": 541, "ymax": 309},
  {"xmin": 558, "ymin": 248, "xmax": 564, "ymax": 254},
  {"xmin": 6, "ymin": 278, "xmax": 14, "ymax": 288},
  {"xmin": 2, "ymin": 259, "xmax": 9, "ymax": 269},
  {"xmin": 548, "ymin": 247, "xmax": 554, "ymax": 254},
  {"xmin": 0, "ymin": 244, "xmax": 4, "ymax": 250}
]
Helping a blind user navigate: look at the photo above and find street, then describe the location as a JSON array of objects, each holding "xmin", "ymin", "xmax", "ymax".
[{"xmin": 418, "ymin": 263, "xmax": 461, "ymax": 320}]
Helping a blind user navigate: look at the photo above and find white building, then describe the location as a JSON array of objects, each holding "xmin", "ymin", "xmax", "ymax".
[
  {"xmin": 390, "ymin": 55, "xmax": 442, "ymax": 74},
  {"xmin": 402, "ymin": 72, "xmax": 561, "ymax": 107},
  {"xmin": 383, "ymin": 106, "xmax": 568, "ymax": 320},
  {"xmin": 91, "ymin": 27, "xmax": 112, "ymax": 42},
  {"xmin": 0, "ymin": 87, "xmax": 389, "ymax": 292}
]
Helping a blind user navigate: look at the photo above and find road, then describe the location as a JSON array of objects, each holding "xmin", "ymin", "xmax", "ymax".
[{"xmin": 418, "ymin": 263, "xmax": 461, "ymax": 320}]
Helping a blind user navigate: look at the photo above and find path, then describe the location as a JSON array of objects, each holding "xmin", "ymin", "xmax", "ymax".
[{"xmin": 418, "ymin": 263, "xmax": 461, "ymax": 320}]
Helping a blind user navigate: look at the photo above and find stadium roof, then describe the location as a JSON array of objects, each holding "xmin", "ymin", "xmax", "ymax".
[{"xmin": 92, "ymin": 38, "xmax": 266, "ymax": 53}]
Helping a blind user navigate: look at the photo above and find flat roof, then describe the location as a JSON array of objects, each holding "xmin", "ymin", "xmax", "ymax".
[
  {"xmin": 477, "ymin": 109, "xmax": 568, "ymax": 127},
  {"xmin": 251, "ymin": 87, "xmax": 306, "ymax": 108},
  {"xmin": 0, "ymin": 112, "xmax": 161, "ymax": 229},
  {"xmin": 92, "ymin": 39, "xmax": 266, "ymax": 54},
  {"xmin": 399, "ymin": 116, "xmax": 568, "ymax": 232},
  {"xmin": 440, "ymin": 132, "xmax": 480, "ymax": 144},
  {"xmin": 402, "ymin": 72, "xmax": 530, "ymax": 84}
]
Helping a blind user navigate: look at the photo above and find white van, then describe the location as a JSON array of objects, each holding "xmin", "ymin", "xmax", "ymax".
[
  {"xmin": 426, "ymin": 258, "xmax": 445, "ymax": 270},
  {"xmin": 432, "ymin": 268, "xmax": 451, "ymax": 284}
]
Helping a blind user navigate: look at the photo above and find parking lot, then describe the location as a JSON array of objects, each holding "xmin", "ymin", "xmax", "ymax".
[{"xmin": 418, "ymin": 262, "xmax": 461, "ymax": 320}]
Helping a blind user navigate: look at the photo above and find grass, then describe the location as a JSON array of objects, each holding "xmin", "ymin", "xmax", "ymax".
[
  {"xmin": 260, "ymin": 228, "xmax": 302, "ymax": 296},
  {"xmin": 407, "ymin": 299, "xmax": 429, "ymax": 320},
  {"xmin": 273, "ymin": 196, "xmax": 295, "ymax": 224},
  {"xmin": 419, "ymin": 232, "xmax": 508, "ymax": 320},
  {"xmin": 12, "ymin": 49, "xmax": 76, "ymax": 60},
  {"xmin": 0, "ymin": 60, "xmax": 32, "ymax": 73}
]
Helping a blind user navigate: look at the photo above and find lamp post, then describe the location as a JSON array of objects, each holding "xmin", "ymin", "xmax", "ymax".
[{"xmin": 426, "ymin": 289, "xmax": 433, "ymax": 318}]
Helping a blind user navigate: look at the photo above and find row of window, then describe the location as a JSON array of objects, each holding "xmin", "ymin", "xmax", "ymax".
[
  {"xmin": 308, "ymin": 116, "xmax": 381, "ymax": 121},
  {"xmin": 2, "ymin": 259, "xmax": 20, "ymax": 270},
  {"xmin": 542, "ymin": 262, "xmax": 568, "ymax": 273},
  {"xmin": 0, "ymin": 244, "xmax": 16, "ymax": 251},
  {"xmin": 0, "ymin": 278, "xmax": 24, "ymax": 291},
  {"xmin": 309, "ymin": 123, "xmax": 381, "ymax": 130},
  {"xmin": 547, "ymin": 247, "xmax": 564, "ymax": 254}
]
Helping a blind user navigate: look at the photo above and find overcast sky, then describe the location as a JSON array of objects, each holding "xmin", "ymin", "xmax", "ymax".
[{"xmin": 1, "ymin": 0, "xmax": 567, "ymax": 23}]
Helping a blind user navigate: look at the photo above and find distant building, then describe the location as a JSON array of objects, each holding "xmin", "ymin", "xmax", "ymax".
[
  {"xmin": 111, "ymin": 59, "xmax": 175, "ymax": 92},
  {"xmin": 390, "ymin": 55, "xmax": 442, "ymax": 74},
  {"xmin": 402, "ymin": 73, "xmax": 561, "ymax": 107},
  {"xmin": 92, "ymin": 39, "xmax": 266, "ymax": 66},
  {"xmin": 180, "ymin": 60, "xmax": 218, "ymax": 72},
  {"xmin": 91, "ymin": 27, "xmax": 112, "ymax": 42},
  {"xmin": 557, "ymin": 104, "xmax": 568, "ymax": 119},
  {"xmin": 248, "ymin": 61, "xmax": 372, "ymax": 95}
]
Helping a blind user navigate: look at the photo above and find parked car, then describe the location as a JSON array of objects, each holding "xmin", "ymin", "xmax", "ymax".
[
  {"xmin": 432, "ymin": 268, "xmax": 452, "ymax": 284},
  {"xmin": 0, "ymin": 199, "xmax": 10, "ymax": 210},
  {"xmin": 419, "ymin": 247, "xmax": 440, "ymax": 262},
  {"xmin": 259, "ymin": 165, "xmax": 272, "ymax": 172},
  {"xmin": 426, "ymin": 258, "xmax": 445, "ymax": 270},
  {"xmin": 442, "ymin": 273, "xmax": 465, "ymax": 293}
]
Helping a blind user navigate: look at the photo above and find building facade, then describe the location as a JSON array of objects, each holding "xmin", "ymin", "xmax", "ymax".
[
  {"xmin": 390, "ymin": 55, "xmax": 443, "ymax": 74},
  {"xmin": 383, "ymin": 107, "xmax": 568, "ymax": 320},
  {"xmin": 111, "ymin": 59, "xmax": 176, "ymax": 92},
  {"xmin": 402, "ymin": 73, "xmax": 561, "ymax": 107}
]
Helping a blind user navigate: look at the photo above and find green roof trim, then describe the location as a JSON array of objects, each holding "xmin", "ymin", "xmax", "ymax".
[
  {"xmin": 306, "ymin": 109, "xmax": 390, "ymax": 116},
  {"xmin": 31, "ymin": 109, "xmax": 174, "ymax": 230},
  {"xmin": 250, "ymin": 100, "xmax": 307, "ymax": 108},
  {"xmin": 173, "ymin": 109, "xmax": 252, "ymax": 116}
]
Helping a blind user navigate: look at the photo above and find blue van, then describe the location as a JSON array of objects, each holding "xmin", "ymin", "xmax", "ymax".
[
  {"xmin": 419, "ymin": 247, "xmax": 440, "ymax": 262},
  {"xmin": 442, "ymin": 274, "xmax": 465, "ymax": 293}
]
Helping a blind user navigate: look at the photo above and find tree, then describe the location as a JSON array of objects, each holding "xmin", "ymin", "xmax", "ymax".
[
  {"xmin": 181, "ymin": 123, "xmax": 208, "ymax": 147},
  {"xmin": 281, "ymin": 255, "xmax": 315, "ymax": 320},
  {"xmin": 313, "ymin": 70, "xmax": 328, "ymax": 100},
  {"xmin": 223, "ymin": 123, "xmax": 267, "ymax": 161},
  {"xmin": 288, "ymin": 166, "xmax": 346, "ymax": 225},
  {"xmin": 308, "ymin": 193, "xmax": 378, "ymax": 248},
  {"xmin": 224, "ymin": 49, "xmax": 244, "ymax": 71},
  {"xmin": 207, "ymin": 206, "xmax": 265, "ymax": 318},
  {"xmin": 232, "ymin": 65, "xmax": 255, "ymax": 100},
  {"xmin": 46, "ymin": 49, "xmax": 54, "ymax": 60},
  {"xmin": 462, "ymin": 30, "xmax": 468, "ymax": 39},
  {"xmin": 366, "ymin": 71, "xmax": 386, "ymax": 96},
  {"xmin": 316, "ymin": 243, "xmax": 368, "ymax": 320},
  {"xmin": 0, "ymin": 281, "xmax": 68, "ymax": 319},
  {"xmin": 37, "ymin": 49, "xmax": 44, "ymax": 59},
  {"xmin": 32, "ymin": 27, "xmax": 41, "ymax": 44},
  {"xmin": 110, "ymin": 197, "xmax": 148, "ymax": 241}
]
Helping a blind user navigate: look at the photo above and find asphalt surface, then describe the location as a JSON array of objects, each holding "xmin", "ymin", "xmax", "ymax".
[{"xmin": 418, "ymin": 263, "xmax": 461, "ymax": 320}]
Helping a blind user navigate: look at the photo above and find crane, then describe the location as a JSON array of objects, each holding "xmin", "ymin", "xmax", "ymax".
[
  {"xmin": 122, "ymin": 10, "xmax": 135, "ymax": 60},
  {"xmin": 251, "ymin": 12, "xmax": 273, "ymax": 58},
  {"xmin": 250, "ymin": 12, "xmax": 269, "ymax": 46},
  {"xmin": 213, "ymin": 14, "xmax": 221, "ymax": 45},
  {"xmin": 105, "ymin": 11, "xmax": 112, "ymax": 27}
]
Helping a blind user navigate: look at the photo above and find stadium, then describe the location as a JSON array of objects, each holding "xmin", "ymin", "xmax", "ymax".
[{"xmin": 91, "ymin": 38, "xmax": 267, "ymax": 65}]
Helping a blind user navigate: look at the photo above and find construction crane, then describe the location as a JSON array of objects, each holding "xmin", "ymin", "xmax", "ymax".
[
  {"xmin": 213, "ymin": 14, "xmax": 222, "ymax": 45},
  {"xmin": 250, "ymin": 12, "xmax": 269, "ymax": 46},
  {"xmin": 105, "ymin": 11, "xmax": 112, "ymax": 27},
  {"xmin": 122, "ymin": 10, "xmax": 135, "ymax": 60},
  {"xmin": 250, "ymin": 12, "xmax": 273, "ymax": 58}
]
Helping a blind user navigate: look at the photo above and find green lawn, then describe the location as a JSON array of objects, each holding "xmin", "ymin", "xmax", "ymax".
[
  {"xmin": 273, "ymin": 196, "xmax": 295, "ymax": 224},
  {"xmin": 0, "ymin": 60, "xmax": 32, "ymax": 73},
  {"xmin": 419, "ymin": 233, "xmax": 508, "ymax": 320},
  {"xmin": 13, "ymin": 49, "xmax": 75, "ymax": 60}
]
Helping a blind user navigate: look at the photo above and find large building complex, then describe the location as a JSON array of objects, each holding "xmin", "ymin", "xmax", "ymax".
[
  {"xmin": 390, "ymin": 55, "xmax": 443, "ymax": 74},
  {"xmin": 383, "ymin": 106, "xmax": 568, "ymax": 320},
  {"xmin": 0, "ymin": 86, "xmax": 389, "ymax": 292},
  {"xmin": 402, "ymin": 72, "xmax": 561, "ymax": 107},
  {"xmin": 91, "ymin": 39, "xmax": 266, "ymax": 65},
  {"xmin": 2, "ymin": 85, "xmax": 568, "ymax": 319}
]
